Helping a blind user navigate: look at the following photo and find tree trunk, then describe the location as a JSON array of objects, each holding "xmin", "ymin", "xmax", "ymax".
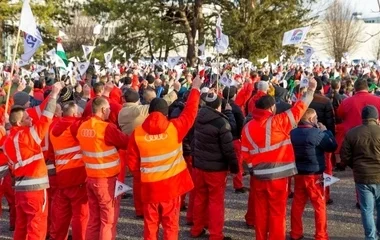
[{"xmin": 0, "ymin": 21, "xmax": 3, "ymax": 61}]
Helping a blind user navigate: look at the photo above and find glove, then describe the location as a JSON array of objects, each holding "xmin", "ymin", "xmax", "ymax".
[{"xmin": 249, "ymin": 167, "xmax": 254, "ymax": 176}]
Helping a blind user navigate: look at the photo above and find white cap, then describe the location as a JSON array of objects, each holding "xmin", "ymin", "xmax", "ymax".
[{"xmin": 201, "ymin": 87, "xmax": 210, "ymax": 93}]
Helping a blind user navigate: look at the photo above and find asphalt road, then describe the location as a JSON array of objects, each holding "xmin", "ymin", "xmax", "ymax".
[{"xmin": 0, "ymin": 170, "xmax": 364, "ymax": 239}]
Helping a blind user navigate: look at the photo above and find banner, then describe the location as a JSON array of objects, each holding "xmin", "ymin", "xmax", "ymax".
[
  {"xmin": 82, "ymin": 45, "xmax": 95, "ymax": 60},
  {"xmin": 21, "ymin": 31, "xmax": 42, "ymax": 62},
  {"xmin": 282, "ymin": 26, "xmax": 310, "ymax": 46},
  {"xmin": 19, "ymin": 0, "xmax": 42, "ymax": 42}
]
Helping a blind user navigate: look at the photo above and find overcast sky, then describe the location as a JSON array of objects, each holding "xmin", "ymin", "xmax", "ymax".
[{"xmin": 312, "ymin": 0, "xmax": 380, "ymax": 17}]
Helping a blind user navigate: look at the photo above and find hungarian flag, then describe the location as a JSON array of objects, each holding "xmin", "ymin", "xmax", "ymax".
[{"xmin": 56, "ymin": 37, "xmax": 68, "ymax": 66}]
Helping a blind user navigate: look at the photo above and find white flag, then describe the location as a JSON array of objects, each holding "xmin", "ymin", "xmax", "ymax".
[
  {"xmin": 94, "ymin": 64, "xmax": 101, "ymax": 74},
  {"xmin": 220, "ymin": 72, "xmax": 236, "ymax": 87},
  {"xmin": 216, "ymin": 33, "xmax": 229, "ymax": 54},
  {"xmin": 58, "ymin": 30, "xmax": 67, "ymax": 38},
  {"xmin": 93, "ymin": 24, "xmax": 102, "ymax": 35},
  {"xmin": 19, "ymin": 0, "xmax": 42, "ymax": 42},
  {"xmin": 282, "ymin": 26, "xmax": 310, "ymax": 46},
  {"xmin": 300, "ymin": 77, "xmax": 309, "ymax": 88},
  {"xmin": 54, "ymin": 54, "xmax": 67, "ymax": 69},
  {"xmin": 198, "ymin": 55, "xmax": 207, "ymax": 61},
  {"xmin": 17, "ymin": 59, "xmax": 29, "ymax": 67},
  {"xmin": 323, "ymin": 173, "xmax": 340, "ymax": 188},
  {"xmin": 122, "ymin": 52, "xmax": 126, "ymax": 59},
  {"xmin": 21, "ymin": 31, "xmax": 42, "ymax": 62},
  {"xmin": 303, "ymin": 46, "xmax": 314, "ymax": 61},
  {"xmin": 104, "ymin": 49, "xmax": 114, "ymax": 66},
  {"xmin": 94, "ymin": 58, "xmax": 100, "ymax": 64},
  {"xmin": 46, "ymin": 48, "xmax": 56, "ymax": 57},
  {"xmin": 198, "ymin": 41, "xmax": 206, "ymax": 55},
  {"xmin": 114, "ymin": 180, "xmax": 132, "ymax": 198},
  {"xmin": 77, "ymin": 62, "xmax": 90, "ymax": 76},
  {"xmin": 68, "ymin": 57, "xmax": 78, "ymax": 63},
  {"xmin": 167, "ymin": 56, "xmax": 181, "ymax": 69},
  {"xmin": 174, "ymin": 65, "xmax": 183, "ymax": 82},
  {"xmin": 258, "ymin": 56, "xmax": 269, "ymax": 65},
  {"xmin": 115, "ymin": 59, "xmax": 120, "ymax": 66},
  {"xmin": 35, "ymin": 65, "xmax": 46, "ymax": 73},
  {"xmin": 82, "ymin": 45, "xmax": 95, "ymax": 60}
]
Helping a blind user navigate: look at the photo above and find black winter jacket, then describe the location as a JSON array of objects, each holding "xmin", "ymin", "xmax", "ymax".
[
  {"xmin": 309, "ymin": 92, "xmax": 335, "ymax": 135},
  {"xmin": 169, "ymin": 100, "xmax": 193, "ymax": 156},
  {"xmin": 192, "ymin": 106, "xmax": 239, "ymax": 173},
  {"xmin": 222, "ymin": 99, "xmax": 244, "ymax": 140}
]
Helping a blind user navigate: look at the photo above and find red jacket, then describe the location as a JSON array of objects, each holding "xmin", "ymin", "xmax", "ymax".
[
  {"xmin": 131, "ymin": 74, "xmax": 140, "ymax": 91},
  {"xmin": 82, "ymin": 96, "xmax": 122, "ymax": 126},
  {"xmin": 33, "ymin": 88, "xmax": 44, "ymax": 102},
  {"xmin": 235, "ymin": 82, "xmax": 254, "ymax": 115},
  {"xmin": 127, "ymin": 89, "xmax": 200, "ymax": 203},
  {"xmin": 247, "ymin": 91, "xmax": 267, "ymax": 115},
  {"xmin": 110, "ymin": 87, "xmax": 122, "ymax": 105},
  {"xmin": 337, "ymin": 91, "xmax": 380, "ymax": 133}
]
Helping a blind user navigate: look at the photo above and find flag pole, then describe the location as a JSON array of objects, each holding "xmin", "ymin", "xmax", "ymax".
[
  {"xmin": 5, "ymin": 28, "xmax": 22, "ymax": 114},
  {"xmin": 216, "ymin": 53, "xmax": 220, "ymax": 94}
]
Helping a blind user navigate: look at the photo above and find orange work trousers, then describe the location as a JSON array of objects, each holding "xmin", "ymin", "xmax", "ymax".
[
  {"xmin": 245, "ymin": 176, "xmax": 255, "ymax": 226},
  {"xmin": 47, "ymin": 176, "xmax": 58, "ymax": 238},
  {"xmin": 232, "ymin": 139, "xmax": 243, "ymax": 189},
  {"xmin": 253, "ymin": 177, "xmax": 288, "ymax": 240},
  {"xmin": 86, "ymin": 177, "xmax": 120, "ymax": 240},
  {"xmin": 0, "ymin": 174, "xmax": 15, "ymax": 230},
  {"xmin": 132, "ymin": 171, "xmax": 143, "ymax": 216},
  {"xmin": 324, "ymin": 152, "xmax": 332, "ymax": 202},
  {"xmin": 50, "ymin": 184, "xmax": 89, "ymax": 240},
  {"xmin": 191, "ymin": 169, "xmax": 227, "ymax": 240},
  {"xmin": 184, "ymin": 156, "xmax": 195, "ymax": 223},
  {"xmin": 290, "ymin": 175, "xmax": 328, "ymax": 240},
  {"xmin": 143, "ymin": 196, "xmax": 181, "ymax": 240},
  {"xmin": 14, "ymin": 189, "xmax": 48, "ymax": 240}
]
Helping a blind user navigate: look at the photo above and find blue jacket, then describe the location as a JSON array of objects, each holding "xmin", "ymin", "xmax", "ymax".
[{"xmin": 290, "ymin": 121, "xmax": 337, "ymax": 175}]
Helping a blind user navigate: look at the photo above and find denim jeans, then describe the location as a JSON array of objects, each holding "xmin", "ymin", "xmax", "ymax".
[{"xmin": 356, "ymin": 184, "xmax": 380, "ymax": 240}]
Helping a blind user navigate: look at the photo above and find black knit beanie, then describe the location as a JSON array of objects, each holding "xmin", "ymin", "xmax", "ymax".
[
  {"xmin": 255, "ymin": 95, "xmax": 276, "ymax": 110},
  {"xmin": 201, "ymin": 92, "xmax": 221, "ymax": 110}
]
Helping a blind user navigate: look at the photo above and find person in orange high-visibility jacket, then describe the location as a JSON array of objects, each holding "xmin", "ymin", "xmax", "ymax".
[
  {"xmin": 241, "ymin": 78, "xmax": 317, "ymax": 240},
  {"xmin": 77, "ymin": 96, "xmax": 129, "ymax": 240},
  {"xmin": 3, "ymin": 82, "xmax": 63, "ymax": 240},
  {"xmin": 43, "ymin": 104, "xmax": 62, "ymax": 239},
  {"xmin": 50, "ymin": 102, "xmax": 88, "ymax": 240},
  {"xmin": 0, "ymin": 126, "xmax": 15, "ymax": 232},
  {"xmin": 127, "ymin": 76, "xmax": 202, "ymax": 240}
]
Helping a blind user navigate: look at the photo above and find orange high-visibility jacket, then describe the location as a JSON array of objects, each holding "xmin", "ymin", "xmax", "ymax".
[
  {"xmin": 241, "ymin": 90, "xmax": 314, "ymax": 180},
  {"xmin": 50, "ymin": 118, "xmax": 86, "ymax": 188},
  {"xmin": 0, "ymin": 126, "xmax": 9, "ymax": 178},
  {"xmin": 133, "ymin": 122, "xmax": 193, "ymax": 203},
  {"xmin": 76, "ymin": 117, "xmax": 120, "ymax": 178},
  {"xmin": 3, "ymin": 97, "xmax": 57, "ymax": 191}
]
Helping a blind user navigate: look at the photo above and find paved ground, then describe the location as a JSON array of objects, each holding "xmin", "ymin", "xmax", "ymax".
[{"xmin": 0, "ymin": 170, "xmax": 364, "ymax": 239}]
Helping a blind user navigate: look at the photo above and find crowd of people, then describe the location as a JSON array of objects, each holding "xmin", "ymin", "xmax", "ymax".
[{"xmin": 0, "ymin": 59, "xmax": 379, "ymax": 240}]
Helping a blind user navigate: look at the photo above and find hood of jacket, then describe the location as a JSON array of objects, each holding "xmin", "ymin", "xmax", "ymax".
[
  {"xmin": 197, "ymin": 106, "xmax": 226, "ymax": 124},
  {"xmin": 252, "ymin": 108, "xmax": 273, "ymax": 122},
  {"xmin": 52, "ymin": 117, "xmax": 80, "ymax": 137},
  {"xmin": 142, "ymin": 112, "xmax": 170, "ymax": 135}
]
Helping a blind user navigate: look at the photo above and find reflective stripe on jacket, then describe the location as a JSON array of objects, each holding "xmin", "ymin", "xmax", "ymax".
[
  {"xmin": 77, "ymin": 117, "xmax": 120, "ymax": 178},
  {"xmin": 241, "ymin": 92, "xmax": 312, "ymax": 180},
  {"xmin": 134, "ymin": 122, "xmax": 193, "ymax": 203},
  {"xmin": 50, "ymin": 123, "xmax": 87, "ymax": 188}
]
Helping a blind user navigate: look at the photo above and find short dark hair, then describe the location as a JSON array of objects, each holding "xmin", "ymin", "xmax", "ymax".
[
  {"xmin": 222, "ymin": 86, "xmax": 237, "ymax": 100},
  {"xmin": 255, "ymin": 95, "xmax": 276, "ymax": 110},
  {"xmin": 354, "ymin": 79, "xmax": 368, "ymax": 91},
  {"xmin": 62, "ymin": 101, "xmax": 77, "ymax": 117},
  {"xmin": 315, "ymin": 77, "xmax": 323, "ymax": 91},
  {"xmin": 331, "ymin": 80, "xmax": 340, "ymax": 90},
  {"xmin": 9, "ymin": 106, "xmax": 25, "ymax": 126},
  {"xmin": 92, "ymin": 97, "xmax": 108, "ymax": 114},
  {"xmin": 93, "ymin": 82, "xmax": 105, "ymax": 95},
  {"xmin": 34, "ymin": 80, "xmax": 43, "ymax": 89},
  {"xmin": 123, "ymin": 88, "xmax": 139, "ymax": 103},
  {"xmin": 146, "ymin": 75, "xmax": 155, "ymax": 84}
]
